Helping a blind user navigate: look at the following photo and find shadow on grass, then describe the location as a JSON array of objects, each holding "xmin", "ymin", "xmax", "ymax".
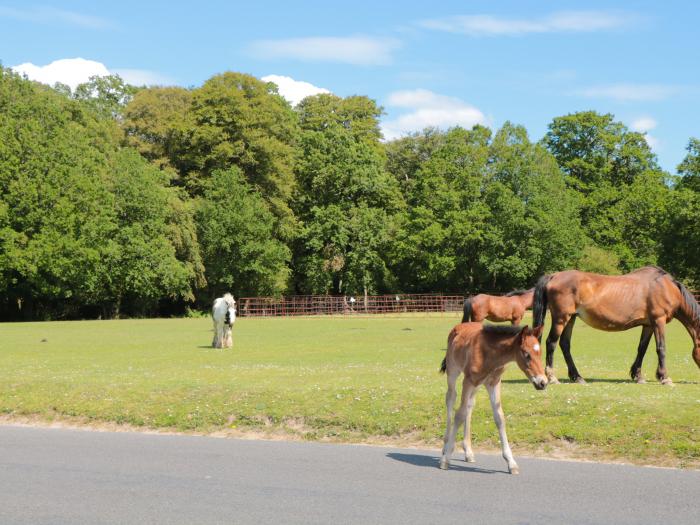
[
  {"xmin": 386, "ymin": 452, "xmax": 504, "ymax": 474},
  {"xmin": 502, "ymin": 377, "xmax": 698, "ymax": 385}
]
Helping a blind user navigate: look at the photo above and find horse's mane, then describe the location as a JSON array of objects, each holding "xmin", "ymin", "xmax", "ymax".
[
  {"xmin": 673, "ymin": 279, "xmax": 700, "ymax": 329},
  {"xmin": 222, "ymin": 293, "xmax": 236, "ymax": 307},
  {"xmin": 505, "ymin": 288, "xmax": 534, "ymax": 297},
  {"xmin": 482, "ymin": 324, "xmax": 523, "ymax": 336}
]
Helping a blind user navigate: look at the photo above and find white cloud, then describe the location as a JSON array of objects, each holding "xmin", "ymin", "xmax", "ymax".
[
  {"xmin": 111, "ymin": 68, "xmax": 175, "ymax": 87},
  {"xmin": 0, "ymin": 6, "xmax": 110, "ymax": 29},
  {"xmin": 12, "ymin": 58, "xmax": 171, "ymax": 90},
  {"xmin": 382, "ymin": 89, "xmax": 487, "ymax": 140},
  {"xmin": 249, "ymin": 36, "xmax": 401, "ymax": 65},
  {"xmin": 420, "ymin": 10, "xmax": 634, "ymax": 36},
  {"xmin": 261, "ymin": 74, "xmax": 330, "ymax": 106},
  {"xmin": 574, "ymin": 83, "xmax": 679, "ymax": 102},
  {"xmin": 630, "ymin": 117, "xmax": 659, "ymax": 149},
  {"xmin": 630, "ymin": 117, "xmax": 657, "ymax": 133}
]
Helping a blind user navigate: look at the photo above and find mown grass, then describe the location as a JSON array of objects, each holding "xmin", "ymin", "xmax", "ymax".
[{"xmin": 1, "ymin": 315, "xmax": 699, "ymax": 467}]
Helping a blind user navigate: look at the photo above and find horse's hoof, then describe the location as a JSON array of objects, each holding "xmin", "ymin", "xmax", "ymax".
[
  {"xmin": 465, "ymin": 454, "xmax": 476, "ymax": 463},
  {"xmin": 548, "ymin": 376, "xmax": 560, "ymax": 385},
  {"xmin": 509, "ymin": 465, "xmax": 520, "ymax": 475},
  {"xmin": 439, "ymin": 457, "xmax": 449, "ymax": 470},
  {"xmin": 574, "ymin": 377, "xmax": 587, "ymax": 385},
  {"xmin": 661, "ymin": 378, "xmax": 674, "ymax": 386},
  {"xmin": 635, "ymin": 377, "xmax": 646, "ymax": 384}
]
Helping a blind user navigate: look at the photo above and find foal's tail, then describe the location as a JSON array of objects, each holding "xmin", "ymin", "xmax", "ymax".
[
  {"xmin": 461, "ymin": 297, "xmax": 473, "ymax": 323},
  {"xmin": 439, "ymin": 357, "xmax": 447, "ymax": 374},
  {"xmin": 533, "ymin": 274, "xmax": 553, "ymax": 331}
]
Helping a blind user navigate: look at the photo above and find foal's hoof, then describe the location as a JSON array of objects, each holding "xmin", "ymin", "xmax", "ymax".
[
  {"xmin": 635, "ymin": 377, "xmax": 647, "ymax": 384},
  {"xmin": 439, "ymin": 457, "xmax": 450, "ymax": 470},
  {"xmin": 509, "ymin": 465, "xmax": 520, "ymax": 475},
  {"xmin": 465, "ymin": 453, "xmax": 476, "ymax": 463},
  {"xmin": 661, "ymin": 378, "xmax": 674, "ymax": 386}
]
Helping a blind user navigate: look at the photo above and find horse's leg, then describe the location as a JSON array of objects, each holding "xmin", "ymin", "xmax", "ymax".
[
  {"xmin": 630, "ymin": 326, "xmax": 653, "ymax": 383},
  {"xmin": 559, "ymin": 315, "xmax": 584, "ymax": 383},
  {"xmin": 486, "ymin": 380, "xmax": 518, "ymax": 474},
  {"xmin": 545, "ymin": 316, "xmax": 568, "ymax": 384},
  {"xmin": 440, "ymin": 368, "xmax": 460, "ymax": 469},
  {"xmin": 653, "ymin": 319, "xmax": 673, "ymax": 385},
  {"xmin": 460, "ymin": 384, "xmax": 479, "ymax": 463},
  {"xmin": 441, "ymin": 377, "xmax": 474, "ymax": 470}
]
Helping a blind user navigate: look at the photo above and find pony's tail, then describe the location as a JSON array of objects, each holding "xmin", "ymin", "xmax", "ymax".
[
  {"xmin": 462, "ymin": 297, "xmax": 473, "ymax": 323},
  {"xmin": 533, "ymin": 274, "xmax": 552, "ymax": 331},
  {"xmin": 440, "ymin": 357, "xmax": 447, "ymax": 374}
]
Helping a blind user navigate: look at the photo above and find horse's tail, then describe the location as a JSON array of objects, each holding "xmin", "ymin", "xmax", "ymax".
[
  {"xmin": 439, "ymin": 357, "xmax": 447, "ymax": 374},
  {"xmin": 533, "ymin": 274, "xmax": 553, "ymax": 330},
  {"xmin": 462, "ymin": 297, "xmax": 473, "ymax": 323}
]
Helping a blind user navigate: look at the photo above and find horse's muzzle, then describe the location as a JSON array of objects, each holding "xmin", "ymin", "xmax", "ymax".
[{"xmin": 532, "ymin": 376, "xmax": 548, "ymax": 390}]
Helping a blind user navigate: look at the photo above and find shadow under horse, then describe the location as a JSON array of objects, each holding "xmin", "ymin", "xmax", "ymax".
[{"xmin": 533, "ymin": 266, "xmax": 700, "ymax": 385}]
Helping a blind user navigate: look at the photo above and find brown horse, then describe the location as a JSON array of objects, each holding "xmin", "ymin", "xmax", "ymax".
[
  {"xmin": 439, "ymin": 323, "xmax": 546, "ymax": 474},
  {"xmin": 462, "ymin": 289, "xmax": 534, "ymax": 325},
  {"xmin": 533, "ymin": 266, "xmax": 700, "ymax": 385}
]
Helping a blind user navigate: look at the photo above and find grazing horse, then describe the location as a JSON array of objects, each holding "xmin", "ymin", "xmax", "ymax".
[
  {"xmin": 439, "ymin": 323, "xmax": 546, "ymax": 474},
  {"xmin": 462, "ymin": 289, "xmax": 534, "ymax": 325},
  {"xmin": 533, "ymin": 266, "xmax": 700, "ymax": 385},
  {"xmin": 212, "ymin": 293, "xmax": 236, "ymax": 348}
]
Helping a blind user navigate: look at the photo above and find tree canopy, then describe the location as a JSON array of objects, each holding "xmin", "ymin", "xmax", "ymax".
[{"xmin": 2, "ymin": 65, "xmax": 698, "ymax": 320}]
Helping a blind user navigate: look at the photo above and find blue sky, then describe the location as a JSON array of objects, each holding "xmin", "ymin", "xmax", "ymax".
[{"xmin": 1, "ymin": 0, "xmax": 697, "ymax": 172}]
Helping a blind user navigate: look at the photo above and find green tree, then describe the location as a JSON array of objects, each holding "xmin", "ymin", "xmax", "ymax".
[
  {"xmin": 294, "ymin": 94, "xmax": 401, "ymax": 296},
  {"xmin": 73, "ymin": 74, "xmax": 138, "ymax": 119},
  {"xmin": 196, "ymin": 168, "xmax": 290, "ymax": 297},
  {"xmin": 543, "ymin": 111, "xmax": 669, "ymax": 272}
]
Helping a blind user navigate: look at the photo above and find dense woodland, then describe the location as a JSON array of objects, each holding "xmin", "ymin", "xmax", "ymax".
[{"xmin": 1, "ymin": 66, "xmax": 699, "ymax": 320}]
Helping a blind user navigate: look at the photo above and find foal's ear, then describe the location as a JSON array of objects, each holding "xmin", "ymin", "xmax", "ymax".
[
  {"xmin": 533, "ymin": 325, "xmax": 544, "ymax": 339},
  {"xmin": 519, "ymin": 325, "xmax": 532, "ymax": 340}
]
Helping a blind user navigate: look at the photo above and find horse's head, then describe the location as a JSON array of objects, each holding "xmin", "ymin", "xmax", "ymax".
[
  {"xmin": 515, "ymin": 325, "xmax": 547, "ymax": 390},
  {"xmin": 224, "ymin": 297, "xmax": 236, "ymax": 327}
]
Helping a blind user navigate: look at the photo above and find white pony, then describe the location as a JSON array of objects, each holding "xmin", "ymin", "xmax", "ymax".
[{"xmin": 212, "ymin": 293, "xmax": 236, "ymax": 348}]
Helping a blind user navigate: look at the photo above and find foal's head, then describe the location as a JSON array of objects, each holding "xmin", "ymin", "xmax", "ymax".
[{"xmin": 514, "ymin": 325, "xmax": 547, "ymax": 390}]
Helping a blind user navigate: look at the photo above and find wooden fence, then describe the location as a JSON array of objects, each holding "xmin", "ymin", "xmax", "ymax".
[
  {"xmin": 237, "ymin": 294, "xmax": 466, "ymax": 317},
  {"xmin": 235, "ymin": 291, "xmax": 700, "ymax": 318}
]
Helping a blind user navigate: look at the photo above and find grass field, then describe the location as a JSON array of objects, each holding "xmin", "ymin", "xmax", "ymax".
[{"xmin": 1, "ymin": 315, "xmax": 699, "ymax": 468}]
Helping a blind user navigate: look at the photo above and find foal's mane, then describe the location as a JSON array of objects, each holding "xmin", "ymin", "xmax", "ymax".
[
  {"xmin": 482, "ymin": 324, "xmax": 522, "ymax": 336},
  {"xmin": 505, "ymin": 288, "xmax": 534, "ymax": 297}
]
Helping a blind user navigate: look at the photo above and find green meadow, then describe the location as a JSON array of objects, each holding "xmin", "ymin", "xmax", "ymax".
[{"xmin": 1, "ymin": 315, "xmax": 698, "ymax": 467}]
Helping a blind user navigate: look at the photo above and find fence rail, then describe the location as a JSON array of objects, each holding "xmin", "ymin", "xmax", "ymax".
[
  {"xmin": 236, "ymin": 291, "xmax": 700, "ymax": 318},
  {"xmin": 237, "ymin": 294, "xmax": 466, "ymax": 317}
]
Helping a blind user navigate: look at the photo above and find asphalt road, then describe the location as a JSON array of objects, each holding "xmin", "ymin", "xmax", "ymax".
[{"xmin": 0, "ymin": 425, "xmax": 698, "ymax": 524}]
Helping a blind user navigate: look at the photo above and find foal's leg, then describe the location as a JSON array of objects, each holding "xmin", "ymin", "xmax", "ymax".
[
  {"xmin": 460, "ymin": 385, "xmax": 479, "ymax": 463},
  {"xmin": 559, "ymin": 315, "xmax": 584, "ymax": 383},
  {"xmin": 440, "ymin": 368, "xmax": 460, "ymax": 468},
  {"xmin": 630, "ymin": 325, "xmax": 653, "ymax": 383},
  {"xmin": 486, "ymin": 380, "xmax": 519, "ymax": 474},
  {"xmin": 212, "ymin": 321, "xmax": 219, "ymax": 348},
  {"xmin": 441, "ymin": 377, "xmax": 474, "ymax": 470},
  {"xmin": 653, "ymin": 319, "xmax": 673, "ymax": 385}
]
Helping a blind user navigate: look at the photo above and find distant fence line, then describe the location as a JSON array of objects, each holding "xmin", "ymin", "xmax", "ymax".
[
  {"xmin": 236, "ymin": 291, "xmax": 700, "ymax": 318},
  {"xmin": 237, "ymin": 294, "xmax": 467, "ymax": 317}
]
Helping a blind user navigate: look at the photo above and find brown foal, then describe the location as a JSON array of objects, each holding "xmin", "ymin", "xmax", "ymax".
[
  {"xmin": 462, "ymin": 289, "xmax": 534, "ymax": 325},
  {"xmin": 439, "ymin": 323, "xmax": 546, "ymax": 474},
  {"xmin": 533, "ymin": 266, "xmax": 700, "ymax": 385}
]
